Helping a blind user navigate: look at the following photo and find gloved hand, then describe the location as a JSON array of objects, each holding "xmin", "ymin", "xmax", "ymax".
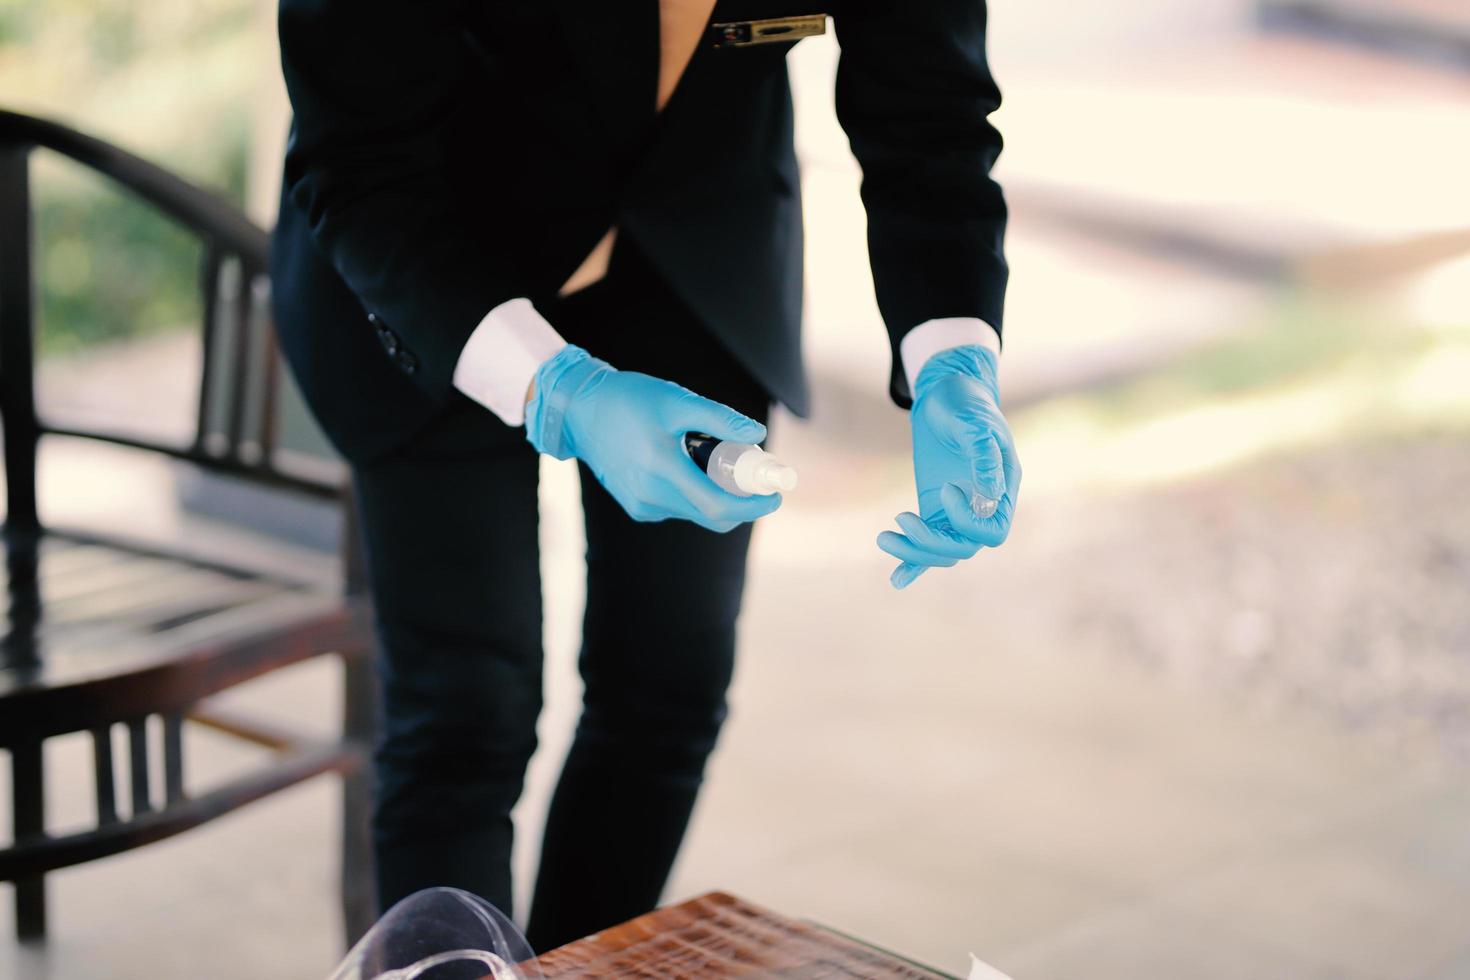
[
  {"xmin": 525, "ymin": 344, "xmax": 782, "ymax": 532},
  {"xmin": 877, "ymin": 345, "xmax": 1021, "ymax": 589}
]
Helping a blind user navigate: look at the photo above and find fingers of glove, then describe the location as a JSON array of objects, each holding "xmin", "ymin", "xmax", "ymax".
[
  {"xmin": 603, "ymin": 476, "xmax": 694, "ymax": 528},
  {"xmin": 967, "ymin": 430, "xmax": 1007, "ymax": 507},
  {"xmin": 663, "ymin": 389, "xmax": 767, "ymax": 444},
  {"xmin": 615, "ymin": 494, "xmax": 670, "ymax": 525},
  {"xmin": 625, "ymin": 484, "xmax": 742, "ymax": 533},
  {"xmin": 894, "ymin": 511, "xmax": 981, "ymax": 560},
  {"xmin": 940, "ymin": 481, "xmax": 1013, "ymax": 548},
  {"xmin": 985, "ymin": 436, "xmax": 1023, "ymax": 534},
  {"xmin": 663, "ymin": 454, "xmax": 783, "ymax": 527},
  {"xmin": 1002, "ymin": 439, "xmax": 1023, "ymax": 502},
  {"xmin": 688, "ymin": 514, "xmax": 743, "ymax": 534},
  {"xmin": 890, "ymin": 561, "xmax": 928, "ymax": 590},
  {"xmin": 640, "ymin": 485, "xmax": 744, "ymax": 533},
  {"xmin": 876, "ymin": 530, "xmax": 960, "ymax": 568}
]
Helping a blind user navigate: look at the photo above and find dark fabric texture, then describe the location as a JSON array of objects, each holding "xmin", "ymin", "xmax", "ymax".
[
  {"xmin": 270, "ymin": 0, "xmax": 1006, "ymax": 461},
  {"xmin": 352, "ymin": 239, "xmax": 770, "ymax": 949}
]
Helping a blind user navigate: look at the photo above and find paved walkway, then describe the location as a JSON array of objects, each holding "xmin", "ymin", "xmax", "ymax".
[{"xmin": 6, "ymin": 429, "xmax": 1470, "ymax": 980}]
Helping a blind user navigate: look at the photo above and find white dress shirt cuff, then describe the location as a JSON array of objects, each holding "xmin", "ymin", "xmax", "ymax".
[
  {"xmin": 452, "ymin": 298, "xmax": 567, "ymax": 427},
  {"xmin": 899, "ymin": 317, "xmax": 1001, "ymax": 397}
]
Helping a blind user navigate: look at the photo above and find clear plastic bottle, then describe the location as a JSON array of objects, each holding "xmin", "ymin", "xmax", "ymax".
[{"xmin": 685, "ymin": 433, "xmax": 798, "ymax": 497}]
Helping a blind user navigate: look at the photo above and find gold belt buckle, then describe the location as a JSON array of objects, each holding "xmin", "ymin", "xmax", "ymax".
[{"xmin": 709, "ymin": 14, "xmax": 827, "ymax": 48}]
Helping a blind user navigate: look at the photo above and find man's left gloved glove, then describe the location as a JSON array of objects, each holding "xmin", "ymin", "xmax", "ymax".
[{"xmin": 877, "ymin": 345, "xmax": 1021, "ymax": 589}]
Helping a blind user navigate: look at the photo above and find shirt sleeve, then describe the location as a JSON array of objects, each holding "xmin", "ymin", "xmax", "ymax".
[
  {"xmin": 898, "ymin": 317, "xmax": 1001, "ymax": 400},
  {"xmin": 452, "ymin": 298, "xmax": 567, "ymax": 427}
]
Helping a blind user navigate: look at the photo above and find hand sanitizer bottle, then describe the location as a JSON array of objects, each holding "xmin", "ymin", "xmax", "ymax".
[{"xmin": 684, "ymin": 433, "xmax": 798, "ymax": 497}]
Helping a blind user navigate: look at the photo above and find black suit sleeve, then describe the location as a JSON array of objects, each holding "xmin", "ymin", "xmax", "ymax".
[
  {"xmin": 278, "ymin": 0, "xmax": 526, "ymax": 401},
  {"xmin": 832, "ymin": 0, "xmax": 1009, "ymax": 406}
]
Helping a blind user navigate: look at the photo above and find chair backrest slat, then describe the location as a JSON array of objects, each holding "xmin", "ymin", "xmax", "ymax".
[
  {"xmin": 0, "ymin": 145, "xmax": 40, "ymax": 535},
  {"xmin": 236, "ymin": 270, "xmax": 280, "ymax": 467},
  {"xmin": 198, "ymin": 248, "xmax": 247, "ymax": 460}
]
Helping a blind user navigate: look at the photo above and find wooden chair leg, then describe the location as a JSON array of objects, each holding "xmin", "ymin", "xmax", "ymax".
[
  {"xmin": 11, "ymin": 737, "xmax": 46, "ymax": 942},
  {"xmin": 340, "ymin": 646, "xmax": 379, "ymax": 948}
]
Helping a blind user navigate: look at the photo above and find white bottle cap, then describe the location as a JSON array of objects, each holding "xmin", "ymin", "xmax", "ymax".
[
  {"xmin": 732, "ymin": 446, "xmax": 799, "ymax": 496},
  {"xmin": 754, "ymin": 459, "xmax": 799, "ymax": 494}
]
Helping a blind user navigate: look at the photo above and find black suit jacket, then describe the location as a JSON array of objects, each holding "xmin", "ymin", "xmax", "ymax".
[{"xmin": 270, "ymin": 0, "xmax": 1007, "ymax": 462}]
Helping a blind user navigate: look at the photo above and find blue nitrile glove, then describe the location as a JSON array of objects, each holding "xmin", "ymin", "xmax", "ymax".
[
  {"xmin": 877, "ymin": 345, "xmax": 1021, "ymax": 589},
  {"xmin": 525, "ymin": 344, "xmax": 782, "ymax": 532}
]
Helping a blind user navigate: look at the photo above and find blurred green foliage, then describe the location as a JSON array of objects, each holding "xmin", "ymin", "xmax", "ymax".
[
  {"xmin": 1, "ymin": 0, "xmax": 258, "ymax": 355},
  {"xmin": 33, "ymin": 161, "xmax": 206, "ymax": 357}
]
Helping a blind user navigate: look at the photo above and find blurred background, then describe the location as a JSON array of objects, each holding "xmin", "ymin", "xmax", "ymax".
[{"xmin": 2, "ymin": 0, "xmax": 1468, "ymax": 977}]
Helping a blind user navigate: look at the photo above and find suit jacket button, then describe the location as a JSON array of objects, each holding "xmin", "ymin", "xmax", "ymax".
[
  {"xmin": 368, "ymin": 313, "xmax": 400, "ymax": 352},
  {"xmin": 395, "ymin": 349, "xmax": 419, "ymax": 374}
]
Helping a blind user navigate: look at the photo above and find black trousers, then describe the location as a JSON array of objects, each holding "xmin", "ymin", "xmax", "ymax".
[{"xmin": 350, "ymin": 238, "xmax": 770, "ymax": 951}]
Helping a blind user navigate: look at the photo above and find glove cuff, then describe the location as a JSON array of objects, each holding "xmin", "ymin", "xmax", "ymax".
[
  {"xmin": 524, "ymin": 344, "xmax": 611, "ymax": 459},
  {"xmin": 913, "ymin": 344, "xmax": 1000, "ymax": 405}
]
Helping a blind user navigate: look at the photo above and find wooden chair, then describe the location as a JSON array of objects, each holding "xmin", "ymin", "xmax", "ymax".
[{"xmin": 0, "ymin": 109, "xmax": 378, "ymax": 946}]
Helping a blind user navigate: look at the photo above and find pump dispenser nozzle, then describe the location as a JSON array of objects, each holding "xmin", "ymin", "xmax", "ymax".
[
  {"xmin": 752, "ymin": 455, "xmax": 799, "ymax": 493},
  {"xmin": 749, "ymin": 458, "xmax": 799, "ymax": 495}
]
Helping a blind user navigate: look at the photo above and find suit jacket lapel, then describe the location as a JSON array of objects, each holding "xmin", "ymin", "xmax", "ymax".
[{"xmin": 550, "ymin": 1, "xmax": 661, "ymax": 164}]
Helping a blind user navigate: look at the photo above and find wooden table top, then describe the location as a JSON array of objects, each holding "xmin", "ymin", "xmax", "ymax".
[{"xmin": 531, "ymin": 891, "xmax": 953, "ymax": 979}]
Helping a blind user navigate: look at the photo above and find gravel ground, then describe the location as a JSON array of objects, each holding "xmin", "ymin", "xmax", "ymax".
[{"xmin": 1009, "ymin": 433, "xmax": 1470, "ymax": 762}]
